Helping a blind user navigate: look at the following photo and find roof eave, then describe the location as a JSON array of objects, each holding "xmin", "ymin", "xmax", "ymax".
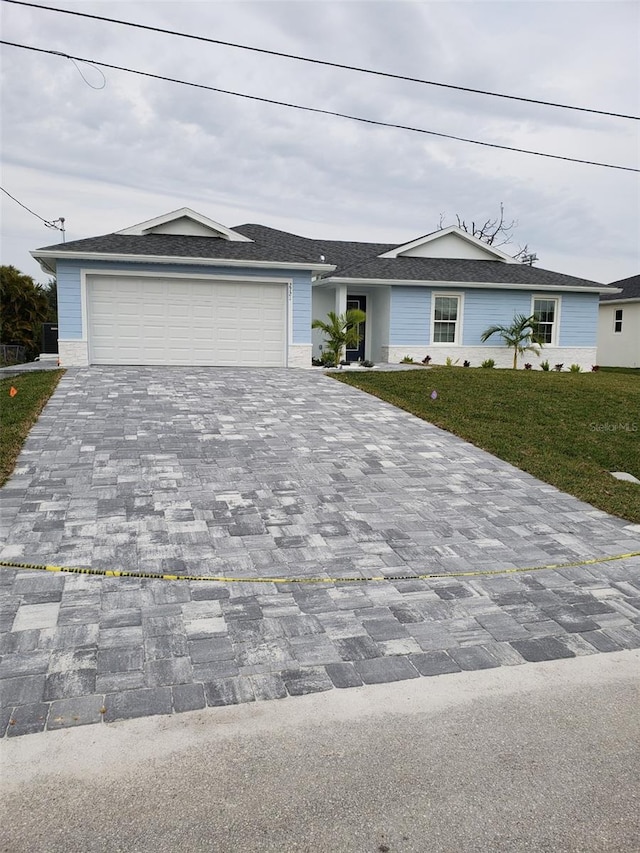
[
  {"xmin": 30, "ymin": 250, "xmax": 336, "ymax": 273},
  {"xmin": 318, "ymin": 276, "xmax": 609, "ymax": 292}
]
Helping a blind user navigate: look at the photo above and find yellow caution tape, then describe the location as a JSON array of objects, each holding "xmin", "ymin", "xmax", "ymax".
[{"xmin": 0, "ymin": 551, "xmax": 638, "ymax": 584}]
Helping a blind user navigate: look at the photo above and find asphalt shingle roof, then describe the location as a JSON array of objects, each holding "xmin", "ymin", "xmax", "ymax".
[
  {"xmin": 36, "ymin": 222, "xmax": 615, "ymax": 291},
  {"xmin": 600, "ymin": 274, "xmax": 640, "ymax": 301}
]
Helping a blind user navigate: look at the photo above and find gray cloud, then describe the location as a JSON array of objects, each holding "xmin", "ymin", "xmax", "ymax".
[{"xmin": 1, "ymin": 0, "xmax": 638, "ymax": 286}]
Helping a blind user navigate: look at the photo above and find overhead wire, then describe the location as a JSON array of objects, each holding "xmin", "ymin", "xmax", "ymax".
[
  {"xmin": 2, "ymin": 0, "xmax": 639, "ymax": 121},
  {"xmin": 0, "ymin": 185, "xmax": 63, "ymax": 230},
  {"xmin": 1, "ymin": 41, "xmax": 638, "ymax": 173}
]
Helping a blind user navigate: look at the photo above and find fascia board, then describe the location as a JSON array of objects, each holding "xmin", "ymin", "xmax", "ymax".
[
  {"xmin": 323, "ymin": 277, "xmax": 610, "ymax": 293},
  {"xmin": 599, "ymin": 296, "xmax": 639, "ymax": 304},
  {"xmin": 30, "ymin": 250, "xmax": 336, "ymax": 273}
]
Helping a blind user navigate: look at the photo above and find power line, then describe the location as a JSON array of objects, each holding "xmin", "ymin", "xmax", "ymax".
[
  {"xmin": 2, "ymin": 40, "xmax": 638, "ymax": 173},
  {"xmin": 3, "ymin": 0, "xmax": 638, "ymax": 122},
  {"xmin": 1, "ymin": 185, "xmax": 65, "ymax": 235}
]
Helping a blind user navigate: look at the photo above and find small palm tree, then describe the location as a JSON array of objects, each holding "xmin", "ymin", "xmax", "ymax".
[
  {"xmin": 480, "ymin": 313, "xmax": 543, "ymax": 369},
  {"xmin": 312, "ymin": 309, "xmax": 366, "ymax": 367}
]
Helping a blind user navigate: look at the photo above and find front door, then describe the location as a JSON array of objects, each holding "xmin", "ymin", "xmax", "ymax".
[{"xmin": 345, "ymin": 296, "xmax": 366, "ymax": 362}]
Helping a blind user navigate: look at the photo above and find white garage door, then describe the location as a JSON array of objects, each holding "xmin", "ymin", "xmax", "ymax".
[{"xmin": 87, "ymin": 275, "xmax": 287, "ymax": 366}]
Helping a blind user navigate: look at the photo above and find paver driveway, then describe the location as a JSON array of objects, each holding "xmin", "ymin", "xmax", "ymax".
[{"xmin": 1, "ymin": 367, "xmax": 639, "ymax": 736}]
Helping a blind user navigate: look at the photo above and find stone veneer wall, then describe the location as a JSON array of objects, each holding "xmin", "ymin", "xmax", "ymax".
[{"xmin": 58, "ymin": 340, "xmax": 89, "ymax": 367}]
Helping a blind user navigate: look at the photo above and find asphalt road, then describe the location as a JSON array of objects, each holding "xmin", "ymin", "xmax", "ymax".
[{"xmin": 2, "ymin": 650, "xmax": 639, "ymax": 853}]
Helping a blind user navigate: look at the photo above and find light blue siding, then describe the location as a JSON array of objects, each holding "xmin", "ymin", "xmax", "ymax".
[
  {"xmin": 389, "ymin": 287, "xmax": 430, "ymax": 345},
  {"xmin": 56, "ymin": 262, "xmax": 83, "ymax": 339},
  {"xmin": 291, "ymin": 271, "xmax": 312, "ymax": 344},
  {"xmin": 386, "ymin": 286, "xmax": 599, "ymax": 349},
  {"xmin": 558, "ymin": 292, "xmax": 598, "ymax": 346},
  {"xmin": 55, "ymin": 260, "xmax": 313, "ymax": 344},
  {"xmin": 462, "ymin": 289, "xmax": 531, "ymax": 345}
]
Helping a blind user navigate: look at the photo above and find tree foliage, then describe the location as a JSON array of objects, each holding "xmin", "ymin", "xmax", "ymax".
[
  {"xmin": 312, "ymin": 309, "xmax": 366, "ymax": 367},
  {"xmin": 438, "ymin": 203, "xmax": 537, "ymax": 264},
  {"xmin": 480, "ymin": 313, "xmax": 543, "ymax": 369},
  {"xmin": 0, "ymin": 265, "xmax": 50, "ymax": 359}
]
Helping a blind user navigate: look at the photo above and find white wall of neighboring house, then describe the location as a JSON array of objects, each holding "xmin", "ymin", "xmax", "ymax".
[{"xmin": 597, "ymin": 301, "xmax": 640, "ymax": 367}]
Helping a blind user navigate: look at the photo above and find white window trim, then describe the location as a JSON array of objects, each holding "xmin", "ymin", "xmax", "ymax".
[
  {"xmin": 430, "ymin": 292, "xmax": 464, "ymax": 346},
  {"xmin": 531, "ymin": 294, "xmax": 561, "ymax": 347},
  {"xmin": 613, "ymin": 308, "xmax": 623, "ymax": 333}
]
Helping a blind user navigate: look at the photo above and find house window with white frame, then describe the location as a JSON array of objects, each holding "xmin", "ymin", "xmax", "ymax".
[
  {"xmin": 433, "ymin": 295, "xmax": 460, "ymax": 343},
  {"xmin": 614, "ymin": 308, "xmax": 623, "ymax": 333},
  {"xmin": 533, "ymin": 297, "xmax": 558, "ymax": 345}
]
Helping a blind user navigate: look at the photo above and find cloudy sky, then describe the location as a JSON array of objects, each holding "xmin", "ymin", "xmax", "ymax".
[{"xmin": 1, "ymin": 0, "xmax": 638, "ymax": 285}]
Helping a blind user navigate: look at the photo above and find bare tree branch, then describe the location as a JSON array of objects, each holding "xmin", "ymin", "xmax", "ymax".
[{"xmin": 438, "ymin": 204, "xmax": 536, "ymax": 262}]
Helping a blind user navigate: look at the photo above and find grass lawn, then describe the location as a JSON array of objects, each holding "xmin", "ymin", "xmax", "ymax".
[
  {"xmin": 1, "ymin": 370, "xmax": 65, "ymax": 487},
  {"xmin": 334, "ymin": 367, "xmax": 640, "ymax": 524}
]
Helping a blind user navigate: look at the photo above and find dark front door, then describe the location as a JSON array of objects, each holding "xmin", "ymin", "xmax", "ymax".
[{"xmin": 345, "ymin": 296, "xmax": 366, "ymax": 362}]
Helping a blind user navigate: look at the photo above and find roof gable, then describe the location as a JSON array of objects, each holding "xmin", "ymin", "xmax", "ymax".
[
  {"xmin": 116, "ymin": 208, "xmax": 252, "ymax": 241},
  {"xmin": 378, "ymin": 226, "xmax": 517, "ymax": 263}
]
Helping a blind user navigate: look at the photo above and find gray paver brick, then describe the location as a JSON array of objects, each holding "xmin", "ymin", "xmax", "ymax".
[
  {"xmin": 335, "ymin": 635, "xmax": 381, "ymax": 661},
  {"xmin": 5, "ymin": 702, "xmax": 49, "ymax": 737},
  {"xmin": 249, "ymin": 673, "xmax": 287, "ymax": 701},
  {"xmin": 282, "ymin": 667, "xmax": 333, "ymax": 696},
  {"xmin": 325, "ymin": 662, "xmax": 364, "ymax": 688},
  {"xmin": 204, "ymin": 677, "xmax": 255, "ymax": 706},
  {"xmin": 510, "ymin": 637, "xmax": 576, "ymax": 662},
  {"xmin": 44, "ymin": 669, "xmax": 96, "ymax": 700},
  {"xmin": 448, "ymin": 646, "xmax": 501, "ymax": 671},
  {"xmin": 97, "ymin": 647, "xmax": 143, "ymax": 673},
  {"xmin": 172, "ymin": 682, "xmax": 206, "ymax": 713},
  {"xmin": 409, "ymin": 651, "xmax": 462, "ymax": 677},
  {"xmin": 103, "ymin": 687, "xmax": 172, "ymax": 722},
  {"xmin": 354, "ymin": 656, "xmax": 419, "ymax": 684},
  {"xmin": 145, "ymin": 657, "xmax": 193, "ymax": 687},
  {"xmin": 48, "ymin": 695, "xmax": 105, "ymax": 729},
  {"xmin": 1, "ymin": 674, "xmax": 45, "ymax": 708}
]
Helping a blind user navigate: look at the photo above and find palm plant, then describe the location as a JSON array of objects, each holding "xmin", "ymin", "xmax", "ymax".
[
  {"xmin": 480, "ymin": 313, "xmax": 543, "ymax": 369},
  {"xmin": 312, "ymin": 309, "xmax": 366, "ymax": 367}
]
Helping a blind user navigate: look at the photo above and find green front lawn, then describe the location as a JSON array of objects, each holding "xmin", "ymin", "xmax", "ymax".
[
  {"xmin": 1, "ymin": 370, "xmax": 65, "ymax": 486},
  {"xmin": 334, "ymin": 367, "xmax": 640, "ymax": 523}
]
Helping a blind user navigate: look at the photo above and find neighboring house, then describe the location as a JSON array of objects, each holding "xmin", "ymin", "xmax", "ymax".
[
  {"xmin": 32, "ymin": 208, "xmax": 618, "ymax": 370},
  {"xmin": 597, "ymin": 274, "xmax": 640, "ymax": 368}
]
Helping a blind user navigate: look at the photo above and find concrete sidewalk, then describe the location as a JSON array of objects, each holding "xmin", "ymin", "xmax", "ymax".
[
  {"xmin": 0, "ymin": 367, "xmax": 639, "ymax": 736},
  {"xmin": 2, "ymin": 651, "xmax": 639, "ymax": 852}
]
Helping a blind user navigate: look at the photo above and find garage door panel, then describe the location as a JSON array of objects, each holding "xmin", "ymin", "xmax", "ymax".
[{"xmin": 88, "ymin": 275, "xmax": 287, "ymax": 366}]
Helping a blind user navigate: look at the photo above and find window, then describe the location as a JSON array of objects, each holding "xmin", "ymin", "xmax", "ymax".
[
  {"xmin": 533, "ymin": 297, "xmax": 558, "ymax": 345},
  {"xmin": 614, "ymin": 309, "xmax": 623, "ymax": 333},
  {"xmin": 433, "ymin": 295, "xmax": 460, "ymax": 343}
]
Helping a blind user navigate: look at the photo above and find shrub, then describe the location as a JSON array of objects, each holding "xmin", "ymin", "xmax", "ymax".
[
  {"xmin": 481, "ymin": 359, "xmax": 495, "ymax": 369},
  {"xmin": 463, "ymin": 360, "xmax": 471, "ymax": 368},
  {"xmin": 401, "ymin": 355, "xmax": 415, "ymax": 363},
  {"xmin": 445, "ymin": 357, "xmax": 460, "ymax": 367},
  {"xmin": 569, "ymin": 364, "xmax": 582, "ymax": 373},
  {"xmin": 554, "ymin": 363, "xmax": 564, "ymax": 372},
  {"xmin": 320, "ymin": 350, "xmax": 337, "ymax": 366},
  {"xmin": 591, "ymin": 364, "xmax": 600, "ymax": 372},
  {"xmin": 540, "ymin": 360, "xmax": 550, "ymax": 371},
  {"xmin": 524, "ymin": 363, "xmax": 533, "ymax": 370},
  {"xmin": 421, "ymin": 355, "xmax": 432, "ymax": 365},
  {"xmin": 360, "ymin": 360, "xmax": 374, "ymax": 368}
]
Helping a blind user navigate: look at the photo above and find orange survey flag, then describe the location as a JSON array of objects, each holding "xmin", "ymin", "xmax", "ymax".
[{"xmin": 9, "ymin": 387, "xmax": 18, "ymax": 397}]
